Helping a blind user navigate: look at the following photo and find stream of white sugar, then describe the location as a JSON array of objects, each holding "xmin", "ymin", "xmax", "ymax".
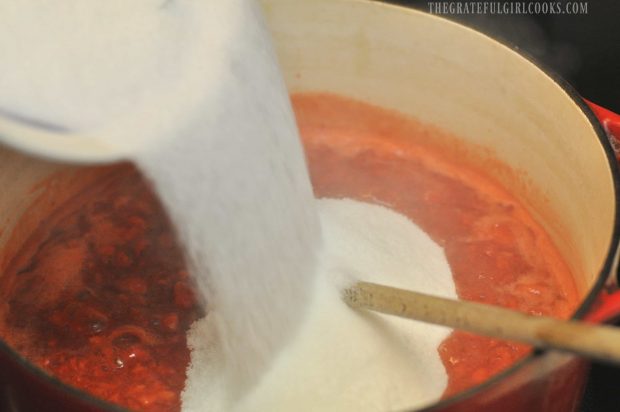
[{"xmin": 0, "ymin": 1, "xmax": 456, "ymax": 410}]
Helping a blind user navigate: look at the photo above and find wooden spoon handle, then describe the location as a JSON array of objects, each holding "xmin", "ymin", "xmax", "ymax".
[{"xmin": 343, "ymin": 281, "xmax": 620, "ymax": 364}]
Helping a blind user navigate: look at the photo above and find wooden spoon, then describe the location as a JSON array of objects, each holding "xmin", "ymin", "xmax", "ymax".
[{"xmin": 343, "ymin": 281, "xmax": 620, "ymax": 364}]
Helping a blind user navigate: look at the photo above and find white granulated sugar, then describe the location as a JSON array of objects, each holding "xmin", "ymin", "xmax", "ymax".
[
  {"xmin": 0, "ymin": 0, "xmax": 457, "ymax": 410},
  {"xmin": 133, "ymin": 0, "xmax": 322, "ymax": 400},
  {"xmin": 0, "ymin": 0, "xmax": 321, "ymax": 399},
  {"xmin": 182, "ymin": 198, "xmax": 456, "ymax": 412}
]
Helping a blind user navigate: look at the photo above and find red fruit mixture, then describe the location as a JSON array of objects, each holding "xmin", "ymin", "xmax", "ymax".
[{"xmin": 0, "ymin": 93, "xmax": 579, "ymax": 410}]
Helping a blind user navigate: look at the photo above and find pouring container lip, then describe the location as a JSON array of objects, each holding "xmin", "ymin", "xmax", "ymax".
[{"xmin": 0, "ymin": 2, "xmax": 619, "ymax": 412}]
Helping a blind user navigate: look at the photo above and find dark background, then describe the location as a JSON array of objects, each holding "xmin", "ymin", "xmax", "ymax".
[
  {"xmin": 384, "ymin": 0, "xmax": 620, "ymax": 112},
  {"xmin": 381, "ymin": 1, "xmax": 620, "ymax": 410}
]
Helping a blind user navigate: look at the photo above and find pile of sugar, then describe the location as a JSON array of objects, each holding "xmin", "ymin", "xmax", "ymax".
[
  {"xmin": 0, "ymin": 0, "xmax": 457, "ymax": 410},
  {"xmin": 183, "ymin": 198, "xmax": 456, "ymax": 412}
]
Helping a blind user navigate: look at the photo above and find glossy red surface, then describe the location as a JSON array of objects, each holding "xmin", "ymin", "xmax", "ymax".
[
  {"xmin": 586, "ymin": 101, "xmax": 620, "ymax": 160},
  {"xmin": 584, "ymin": 100, "xmax": 620, "ymax": 325}
]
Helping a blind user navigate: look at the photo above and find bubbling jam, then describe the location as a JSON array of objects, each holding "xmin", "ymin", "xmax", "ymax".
[
  {"xmin": 0, "ymin": 93, "xmax": 578, "ymax": 411},
  {"xmin": 0, "ymin": 170, "xmax": 203, "ymax": 411}
]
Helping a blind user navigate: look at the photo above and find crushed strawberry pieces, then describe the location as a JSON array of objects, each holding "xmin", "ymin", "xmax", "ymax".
[{"xmin": 1, "ymin": 170, "xmax": 203, "ymax": 412}]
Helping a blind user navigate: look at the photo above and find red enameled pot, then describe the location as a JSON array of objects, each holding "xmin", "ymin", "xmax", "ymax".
[{"xmin": 1, "ymin": 1, "xmax": 620, "ymax": 411}]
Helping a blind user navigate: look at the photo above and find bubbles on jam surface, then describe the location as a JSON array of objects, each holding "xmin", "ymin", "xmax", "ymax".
[{"xmin": 1, "ymin": 169, "xmax": 204, "ymax": 412}]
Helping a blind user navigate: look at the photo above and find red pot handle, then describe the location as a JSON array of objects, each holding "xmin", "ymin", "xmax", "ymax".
[
  {"xmin": 583, "ymin": 100, "xmax": 620, "ymax": 323},
  {"xmin": 586, "ymin": 290, "xmax": 620, "ymax": 323},
  {"xmin": 586, "ymin": 100, "xmax": 620, "ymax": 160}
]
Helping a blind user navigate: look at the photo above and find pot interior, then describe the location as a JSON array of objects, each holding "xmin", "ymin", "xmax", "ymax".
[{"xmin": 263, "ymin": 0, "xmax": 617, "ymax": 296}]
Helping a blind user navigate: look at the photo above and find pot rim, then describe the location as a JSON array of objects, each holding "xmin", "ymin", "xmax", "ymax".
[
  {"xmin": 1, "ymin": 2, "xmax": 619, "ymax": 412},
  {"xmin": 0, "ymin": 342, "xmax": 126, "ymax": 411}
]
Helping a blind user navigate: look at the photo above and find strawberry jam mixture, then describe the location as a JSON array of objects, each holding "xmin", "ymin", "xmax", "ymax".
[
  {"xmin": 0, "ymin": 171, "xmax": 203, "ymax": 411},
  {"xmin": 294, "ymin": 93, "xmax": 579, "ymax": 397},
  {"xmin": 0, "ymin": 93, "xmax": 579, "ymax": 410}
]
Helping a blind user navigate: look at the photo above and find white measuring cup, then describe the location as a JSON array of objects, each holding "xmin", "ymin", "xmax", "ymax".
[{"xmin": 0, "ymin": 114, "xmax": 125, "ymax": 164}]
